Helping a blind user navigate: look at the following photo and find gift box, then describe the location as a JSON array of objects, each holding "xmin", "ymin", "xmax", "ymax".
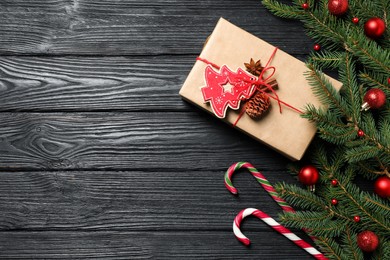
[{"xmin": 179, "ymin": 18, "xmax": 342, "ymax": 160}]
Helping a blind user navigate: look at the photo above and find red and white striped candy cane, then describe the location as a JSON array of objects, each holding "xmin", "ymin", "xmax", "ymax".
[
  {"xmin": 225, "ymin": 162, "xmax": 328, "ymax": 260},
  {"xmin": 234, "ymin": 208, "xmax": 326, "ymax": 260}
]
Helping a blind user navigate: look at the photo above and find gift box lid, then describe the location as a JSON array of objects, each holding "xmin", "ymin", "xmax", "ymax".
[{"xmin": 179, "ymin": 18, "xmax": 342, "ymax": 160}]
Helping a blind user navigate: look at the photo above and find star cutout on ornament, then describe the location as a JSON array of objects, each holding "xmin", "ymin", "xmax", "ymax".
[{"xmin": 222, "ymin": 82, "xmax": 235, "ymax": 94}]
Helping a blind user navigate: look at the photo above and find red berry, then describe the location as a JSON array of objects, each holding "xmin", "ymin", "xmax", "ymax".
[
  {"xmin": 357, "ymin": 129, "xmax": 364, "ymax": 137},
  {"xmin": 352, "ymin": 17, "xmax": 359, "ymax": 24},
  {"xmin": 331, "ymin": 179, "xmax": 338, "ymax": 186},
  {"xmin": 313, "ymin": 44, "xmax": 321, "ymax": 51},
  {"xmin": 302, "ymin": 3, "xmax": 309, "ymax": 10},
  {"xmin": 331, "ymin": 198, "xmax": 338, "ymax": 205},
  {"xmin": 354, "ymin": 216, "xmax": 361, "ymax": 222}
]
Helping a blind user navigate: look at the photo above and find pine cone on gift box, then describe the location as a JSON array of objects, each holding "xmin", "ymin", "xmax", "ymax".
[{"xmin": 245, "ymin": 92, "xmax": 271, "ymax": 119}]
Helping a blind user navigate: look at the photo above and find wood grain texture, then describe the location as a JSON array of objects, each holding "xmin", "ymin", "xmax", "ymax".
[
  {"xmin": 0, "ymin": 0, "xmax": 321, "ymax": 259},
  {"xmin": 0, "ymin": 170, "xmax": 299, "ymax": 231},
  {"xmin": 0, "ymin": 0, "xmax": 312, "ymax": 55},
  {"xmin": 0, "ymin": 55, "xmax": 307, "ymax": 111},
  {"xmin": 0, "ymin": 112, "xmax": 289, "ymax": 170},
  {"xmin": 0, "ymin": 55, "xmax": 193, "ymax": 111},
  {"xmin": 0, "ymin": 231, "xmax": 312, "ymax": 259}
]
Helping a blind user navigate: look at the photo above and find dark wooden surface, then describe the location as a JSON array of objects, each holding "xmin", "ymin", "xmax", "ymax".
[{"xmin": 0, "ymin": 1, "xmax": 316, "ymax": 259}]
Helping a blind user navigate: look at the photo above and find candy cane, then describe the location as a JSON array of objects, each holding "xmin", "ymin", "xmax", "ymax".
[
  {"xmin": 225, "ymin": 162, "xmax": 328, "ymax": 260},
  {"xmin": 225, "ymin": 161, "xmax": 294, "ymax": 212},
  {"xmin": 234, "ymin": 208, "xmax": 326, "ymax": 260}
]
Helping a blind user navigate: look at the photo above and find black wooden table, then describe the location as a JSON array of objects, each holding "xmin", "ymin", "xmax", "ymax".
[{"xmin": 0, "ymin": 1, "xmax": 315, "ymax": 259}]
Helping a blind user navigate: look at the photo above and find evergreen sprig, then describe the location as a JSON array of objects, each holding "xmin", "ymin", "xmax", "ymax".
[{"xmin": 262, "ymin": 0, "xmax": 389, "ymax": 258}]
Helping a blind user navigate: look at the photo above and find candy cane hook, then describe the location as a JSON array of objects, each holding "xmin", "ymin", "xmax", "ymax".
[
  {"xmin": 225, "ymin": 162, "xmax": 328, "ymax": 259},
  {"xmin": 234, "ymin": 208, "xmax": 327, "ymax": 260},
  {"xmin": 224, "ymin": 161, "xmax": 294, "ymax": 212}
]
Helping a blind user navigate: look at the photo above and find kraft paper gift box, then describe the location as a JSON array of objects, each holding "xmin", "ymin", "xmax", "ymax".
[{"xmin": 179, "ymin": 18, "xmax": 342, "ymax": 160}]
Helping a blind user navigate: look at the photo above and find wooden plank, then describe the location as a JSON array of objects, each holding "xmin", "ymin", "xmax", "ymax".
[
  {"xmin": 0, "ymin": 170, "xmax": 299, "ymax": 231},
  {"xmin": 0, "ymin": 1, "xmax": 312, "ymax": 55},
  {"xmin": 0, "ymin": 55, "xmax": 306, "ymax": 111},
  {"xmin": 0, "ymin": 112, "xmax": 289, "ymax": 170},
  {"xmin": 0, "ymin": 55, "xmax": 193, "ymax": 111},
  {"xmin": 0, "ymin": 231, "xmax": 312, "ymax": 259}
]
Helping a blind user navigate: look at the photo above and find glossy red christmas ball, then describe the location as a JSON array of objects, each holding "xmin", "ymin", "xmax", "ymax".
[
  {"xmin": 364, "ymin": 17, "xmax": 386, "ymax": 39},
  {"xmin": 388, "ymin": 77, "xmax": 390, "ymax": 85},
  {"xmin": 361, "ymin": 88, "xmax": 386, "ymax": 111},
  {"xmin": 353, "ymin": 216, "xmax": 361, "ymax": 223},
  {"xmin": 357, "ymin": 230, "xmax": 379, "ymax": 253},
  {"xmin": 331, "ymin": 179, "xmax": 338, "ymax": 186},
  {"xmin": 328, "ymin": 0, "xmax": 348, "ymax": 16},
  {"xmin": 352, "ymin": 17, "xmax": 359, "ymax": 24},
  {"xmin": 302, "ymin": 3, "xmax": 309, "ymax": 10},
  {"xmin": 313, "ymin": 44, "xmax": 321, "ymax": 51},
  {"xmin": 331, "ymin": 198, "xmax": 338, "ymax": 205},
  {"xmin": 298, "ymin": 165, "xmax": 319, "ymax": 185},
  {"xmin": 374, "ymin": 176, "xmax": 390, "ymax": 198},
  {"xmin": 357, "ymin": 129, "xmax": 364, "ymax": 137}
]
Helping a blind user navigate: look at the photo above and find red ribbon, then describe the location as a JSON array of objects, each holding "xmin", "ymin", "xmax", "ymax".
[{"xmin": 196, "ymin": 48, "xmax": 303, "ymax": 126}]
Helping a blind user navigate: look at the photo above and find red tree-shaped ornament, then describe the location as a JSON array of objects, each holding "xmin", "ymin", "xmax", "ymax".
[{"xmin": 201, "ymin": 65, "xmax": 257, "ymax": 118}]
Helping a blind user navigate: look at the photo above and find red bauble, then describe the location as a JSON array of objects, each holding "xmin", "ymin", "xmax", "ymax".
[
  {"xmin": 328, "ymin": 0, "xmax": 348, "ymax": 16},
  {"xmin": 374, "ymin": 176, "xmax": 390, "ymax": 198},
  {"xmin": 352, "ymin": 17, "xmax": 359, "ymax": 24},
  {"xmin": 364, "ymin": 17, "xmax": 386, "ymax": 39},
  {"xmin": 298, "ymin": 165, "xmax": 319, "ymax": 185},
  {"xmin": 361, "ymin": 88, "xmax": 386, "ymax": 111},
  {"xmin": 331, "ymin": 179, "xmax": 338, "ymax": 186},
  {"xmin": 302, "ymin": 3, "xmax": 309, "ymax": 10},
  {"xmin": 388, "ymin": 77, "xmax": 390, "ymax": 85},
  {"xmin": 331, "ymin": 198, "xmax": 338, "ymax": 205},
  {"xmin": 313, "ymin": 44, "xmax": 321, "ymax": 51},
  {"xmin": 357, "ymin": 230, "xmax": 379, "ymax": 253},
  {"xmin": 357, "ymin": 129, "xmax": 364, "ymax": 137},
  {"xmin": 353, "ymin": 216, "xmax": 361, "ymax": 223}
]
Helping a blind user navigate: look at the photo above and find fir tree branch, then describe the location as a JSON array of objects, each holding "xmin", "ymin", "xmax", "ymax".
[
  {"xmin": 338, "ymin": 183, "xmax": 390, "ymax": 232},
  {"xmin": 261, "ymin": 0, "xmax": 303, "ymax": 19},
  {"xmin": 364, "ymin": 196, "xmax": 390, "ymax": 216},
  {"xmin": 315, "ymin": 237, "xmax": 344, "ymax": 260},
  {"xmin": 306, "ymin": 64, "xmax": 349, "ymax": 117},
  {"xmin": 342, "ymin": 226, "xmax": 361, "ymax": 260},
  {"xmin": 359, "ymin": 73, "xmax": 390, "ymax": 91}
]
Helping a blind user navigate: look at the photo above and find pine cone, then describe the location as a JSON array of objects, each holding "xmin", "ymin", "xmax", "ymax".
[
  {"xmin": 244, "ymin": 58, "xmax": 264, "ymax": 76},
  {"xmin": 245, "ymin": 92, "xmax": 271, "ymax": 119}
]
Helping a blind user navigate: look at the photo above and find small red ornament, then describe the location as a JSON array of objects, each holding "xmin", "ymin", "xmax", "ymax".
[
  {"xmin": 388, "ymin": 77, "xmax": 390, "ymax": 85},
  {"xmin": 364, "ymin": 17, "xmax": 386, "ymax": 39},
  {"xmin": 354, "ymin": 216, "xmax": 361, "ymax": 223},
  {"xmin": 361, "ymin": 88, "xmax": 386, "ymax": 111},
  {"xmin": 331, "ymin": 198, "xmax": 338, "ymax": 205},
  {"xmin": 298, "ymin": 165, "xmax": 319, "ymax": 186},
  {"xmin": 331, "ymin": 179, "xmax": 338, "ymax": 186},
  {"xmin": 302, "ymin": 2, "xmax": 309, "ymax": 10},
  {"xmin": 357, "ymin": 230, "xmax": 379, "ymax": 253},
  {"xmin": 374, "ymin": 176, "xmax": 390, "ymax": 198},
  {"xmin": 352, "ymin": 17, "xmax": 359, "ymax": 24},
  {"xmin": 328, "ymin": 0, "xmax": 348, "ymax": 16},
  {"xmin": 313, "ymin": 44, "xmax": 321, "ymax": 51},
  {"xmin": 357, "ymin": 129, "xmax": 364, "ymax": 137}
]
